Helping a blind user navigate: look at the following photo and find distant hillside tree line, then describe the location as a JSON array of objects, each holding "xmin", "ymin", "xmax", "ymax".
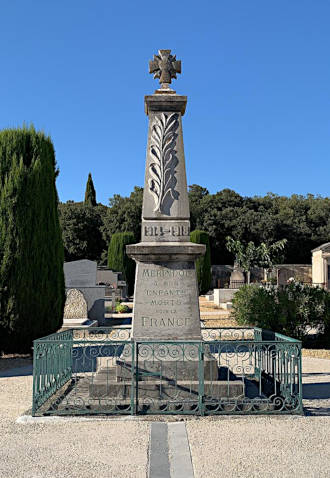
[{"xmin": 58, "ymin": 184, "xmax": 330, "ymax": 266}]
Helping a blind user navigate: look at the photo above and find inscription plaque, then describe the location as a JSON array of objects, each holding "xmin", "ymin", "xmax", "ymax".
[
  {"xmin": 142, "ymin": 220, "xmax": 190, "ymax": 242},
  {"xmin": 132, "ymin": 261, "xmax": 201, "ymax": 340}
]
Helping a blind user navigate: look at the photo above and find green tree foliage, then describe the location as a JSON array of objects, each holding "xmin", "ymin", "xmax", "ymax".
[
  {"xmin": 188, "ymin": 184, "xmax": 209, "ymax": 231},
  {"xmin": 59, "ymin": 184, "xmax": 330, "ymax": 268},
  {"xmin": 107, "ymin": 232, "xmax": 136, "ymax": 295},
  {"xmin": 232, "ymin": 283, "xmax": 330, "ymax": 344},
  {"xmin": 226, "ymin": 237, "xmax": 287, "ymax": 283},
  {"xmin": 189, "ymin": 187, "xmax": 330, "ymax": 265},
  {"xmin": 102, "ymin": 187, "xmax": 143, "ymax": 247},
  {"xmin": 0, "ymin": 126, "xmax": 65, "ymax": 353},
  {"xmin": 84, "ymin": 172, "xmax": 97, "ymax": 207},
  {"xmin": 190, "ymin": 230, "xmax": 212, "ymax": 293},
  {"xmin": 59, "ymin": 202, "xmax": 106, "ymax": 262}
]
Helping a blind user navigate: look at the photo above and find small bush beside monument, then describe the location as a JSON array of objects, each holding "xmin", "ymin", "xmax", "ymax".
[{"xmin": 232, "ymin": 282, "xmax": 330, "ymax": 345}]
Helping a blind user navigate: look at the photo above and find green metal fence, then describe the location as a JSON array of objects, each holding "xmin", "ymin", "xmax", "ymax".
[{"xmin": 32, "ymin": 327, "xmax": 303, "ymax": 416}]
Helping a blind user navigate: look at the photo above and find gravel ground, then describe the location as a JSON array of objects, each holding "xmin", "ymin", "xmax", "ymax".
[
  {"xmin": 0, "ymin": 374, "xmax": 149, "ymax": 478},
  {"xmin": 187, "ymin": 416, "xmax": 330, "ymax": 478},
  {"xmin": 0, "ymin": 356, "xmax": 329, "ymax": 477},
  {"xmin": 187, "ymin": 356, "xmax": 330, "ymax": 478}
]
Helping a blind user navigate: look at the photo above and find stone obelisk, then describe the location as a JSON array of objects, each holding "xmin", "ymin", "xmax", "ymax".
[{"xmin": 126, "ymin": 50, "xmax": 205, "ymax": 341}]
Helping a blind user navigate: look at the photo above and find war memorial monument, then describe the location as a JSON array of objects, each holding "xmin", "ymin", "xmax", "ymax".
[
  {"xmin": 127, "ymin": 49, "xmax": 205, "ymax": 342},
  {"xmin": 32, "ymin": 50, "xmax": 302, "ymax": 416}
]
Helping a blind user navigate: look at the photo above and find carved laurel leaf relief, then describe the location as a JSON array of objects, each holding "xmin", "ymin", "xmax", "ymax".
[{"xmin": 148, "ymin": 113, "xmax": 179, "ymax": 214}]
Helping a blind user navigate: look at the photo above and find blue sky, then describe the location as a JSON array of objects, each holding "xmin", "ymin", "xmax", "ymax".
[{"xmin": 1, "ymin": 1, "xmax": 329, "ymax": 205}]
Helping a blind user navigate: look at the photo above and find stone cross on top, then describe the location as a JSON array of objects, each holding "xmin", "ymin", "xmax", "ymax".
[{"xmin": 149, "ymin": 49, "xmax": 181, "ymax": 90}]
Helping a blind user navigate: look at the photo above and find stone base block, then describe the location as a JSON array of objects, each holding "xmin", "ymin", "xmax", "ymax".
[
  {"xmin": 115, "ymin": 354, "xmax": 219, "ymax": 382},
  {"xmin": 89, "ymin": 377, "xmax": 244, "ymax": 400}
]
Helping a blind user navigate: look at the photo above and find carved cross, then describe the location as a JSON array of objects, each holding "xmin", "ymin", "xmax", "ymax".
[{"xmin": 149, "ymin": 50, "xmax": 181, "ymax": 88}]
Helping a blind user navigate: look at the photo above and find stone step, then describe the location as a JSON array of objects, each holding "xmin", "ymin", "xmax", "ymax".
[{"xmin": 89, "ymin": 379, "xmax": 244, "ymax": 400}]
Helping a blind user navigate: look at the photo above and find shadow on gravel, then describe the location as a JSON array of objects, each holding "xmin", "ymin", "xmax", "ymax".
[
  {"xmin": 0, "ymin": 365, "xmax": 33, "ymax": 378},
  {"xmin": 303, "ymin": 382, "xmax": 330, "ymax": 400},
  {"xmin": 304, "ymin": 405, "xmax": 330, "ymax": 416}
]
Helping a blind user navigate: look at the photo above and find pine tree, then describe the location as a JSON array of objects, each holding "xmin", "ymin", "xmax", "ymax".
[
  {"xmin": 84, "ymin": 172, "xmax": 97, "ymax": 207},
  {"xmin": 0, "ymin": 126, "xmax": 65, "ymax": 353},
  {"xmin": 190, "ymin": 230, "xmax": 212, "ymax": 294},
  {"xmin": 107, "ymin": 232, "xmax": 135, "ymax": 295}
]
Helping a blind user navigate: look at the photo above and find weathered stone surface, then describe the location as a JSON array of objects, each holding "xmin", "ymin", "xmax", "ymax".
[
  {"xmin": 63, "ymin": 289, "xmax": 88, "ymax": 319},
  {"xmin": 230, "ymin": 267, "xmax": 245, "ymax": 285},
  {"xmin": 126, "ymin": 242, "xmax": 205, "ymax": 263},
  {"xmin": 149, "ymin": 49, "xmax": 181, "ymax": 91},
  {"xmin": 142, "ymin": 110, "xmax": 189, "ymax": 220},
  {"xmin": 141, "ymin": 219, "xmax": 190, "ymax": 242},
  {"xmin": 89, "ymin": 377, "xmax": 244, "ymax": 400},
  {"xmin": 64, "ymin": 259, "xmax": 97, "ymax": 287},
  {"xmin": 131, "ymin": 261, "xmax": 201, "ymax": 340},
  {"xmin": 81, "ymin": 286, "xmax": 106, "ymax": 324}
]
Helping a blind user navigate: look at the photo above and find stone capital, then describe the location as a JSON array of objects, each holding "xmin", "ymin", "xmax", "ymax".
[
  {"xmin": 126, "ymin": 242, "xmax": 206, "ymax": 263},
  {"xmin": 144, "ymin": 94, "xmax": 187, "ymax": 116}
]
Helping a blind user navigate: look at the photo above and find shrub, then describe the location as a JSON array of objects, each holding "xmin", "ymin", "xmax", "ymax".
[
  {"xmin": 232, "ymin": 282, "xmax": 330, "ymax": 344},
  {"xmin": 115, "ymin": 303, "xmax": 130, "ymax": 313},
  {"xmin": 107, "ymin": 232, "xmax": 135, "ymax": 295},
  {"xmin": 0, "ymin": 126, "xmax": 65, "ymax": 353},
  {"xmin": 190, "ymin": 230, "xmax": 212, "ymax": 294},
  {"xmin": 231, "ymin": 285, "xmax": 279, "ymax": 331}
]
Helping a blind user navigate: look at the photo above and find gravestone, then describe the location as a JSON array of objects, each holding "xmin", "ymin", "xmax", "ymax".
[
  {"xmin": 64, "ymin": 259, "xmax": 97, "ymax": 287},
  {"xmin": 63, "ymin": 259, "xmax": 105, "ymax": 325},
  {"xmin": 63, "ymin": 289, "xmax": 88, "ymax": 320},
  {"xmin": 96, "ymin": 267, "xmax": 128, "ymax": 299}
]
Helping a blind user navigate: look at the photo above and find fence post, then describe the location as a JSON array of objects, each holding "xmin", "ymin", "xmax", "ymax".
[
  {"xmin": 198, "ymin": 342, "xmax": 205, "ymax": 416},
  {"xmin": 297, "ymin": 343, "xmax": 303, "ymax": 413},
  {"xmin": 130, "ymin": 340, "xmax": 136, "ymax": 415},
  {"xmin": 32, "ymin": 341, "xmax": 38, "ymax": 416}
]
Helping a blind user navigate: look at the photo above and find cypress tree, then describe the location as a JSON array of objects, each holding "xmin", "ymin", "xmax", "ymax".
[
  {"xmin": 0, "ymin": 126, "xmax": 65, "ymax": 353},
  {"xmin": 84, "ymin": 172, "xmax": 97, "ymax": 207},
  {"xmin": 107, "ymin": 232, "xmax": 135, "ymax": 295},
  {"xmin": 190, "ymin": 230, "xmax": 212, "ymax": 294}
]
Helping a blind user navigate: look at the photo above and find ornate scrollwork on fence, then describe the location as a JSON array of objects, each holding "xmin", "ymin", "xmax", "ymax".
[{"xmin": 32, "ymin": 327, "xmax": 303, "ymax": 417}]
